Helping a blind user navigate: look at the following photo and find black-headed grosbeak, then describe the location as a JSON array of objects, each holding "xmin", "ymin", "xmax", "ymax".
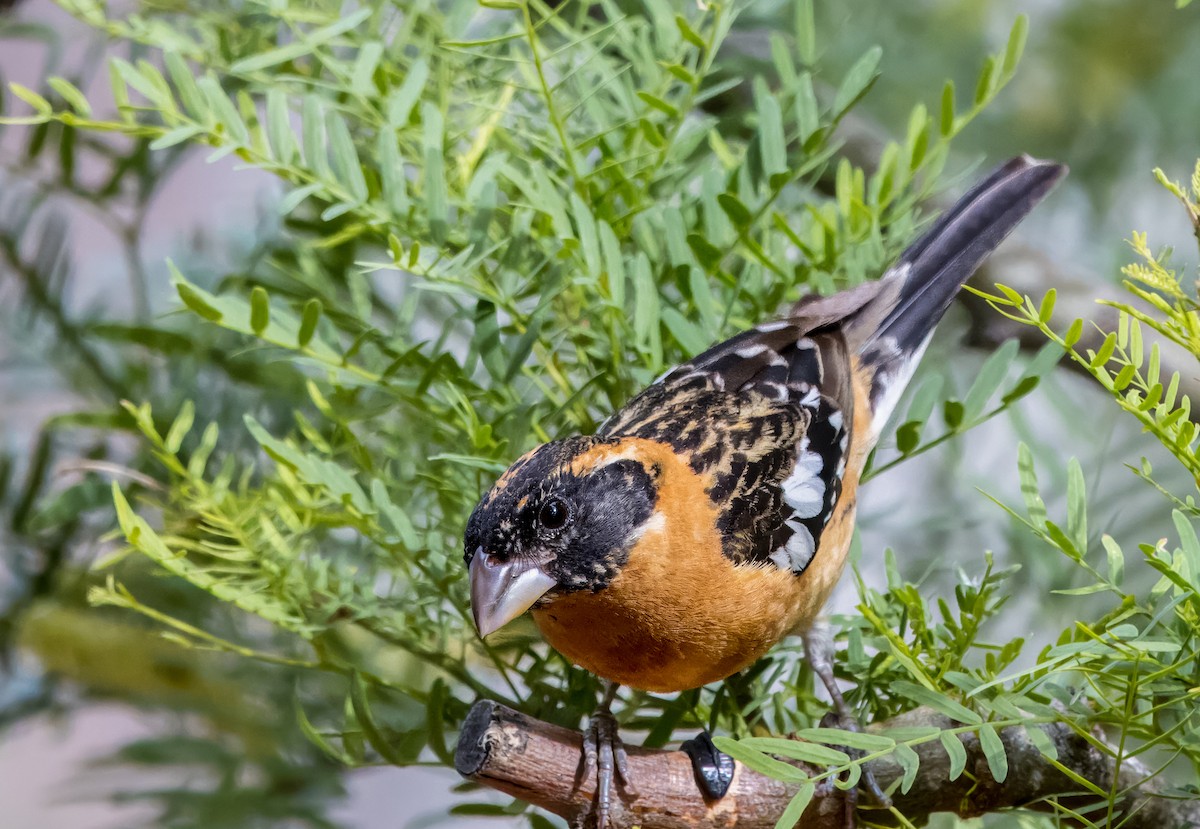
[{"xmin": 463, "ymin": 156, "xmax": 1065, "ymax": 827}]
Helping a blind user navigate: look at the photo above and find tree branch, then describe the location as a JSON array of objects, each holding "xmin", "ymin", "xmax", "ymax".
[{"xmin": 456, "ymin": 700, "xmax": 1200, "ymax": 829}]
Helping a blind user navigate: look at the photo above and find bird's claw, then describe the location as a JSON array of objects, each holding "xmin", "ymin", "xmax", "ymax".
[{"xmin": 577, "ymin": 704, "xmax": 638, "ymax": 829}]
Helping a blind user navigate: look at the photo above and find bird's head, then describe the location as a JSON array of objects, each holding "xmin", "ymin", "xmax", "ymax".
[{"xmin": 463, "ymin": 436, "xmax": 660, "ymax": 637}]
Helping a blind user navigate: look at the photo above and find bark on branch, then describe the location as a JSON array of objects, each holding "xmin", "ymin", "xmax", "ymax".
[{"xmin": 455, "ymin": 700, "xmax": 1200, "ymax": 829}]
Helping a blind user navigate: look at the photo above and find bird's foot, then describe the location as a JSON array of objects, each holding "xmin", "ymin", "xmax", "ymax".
[
  {"xmin": 680, "ymin": 730, "xmax": 735, "ymax": 800},
  {"xmin": 576, "ymin": 693, "xmax": 638, "ymax": 829}
]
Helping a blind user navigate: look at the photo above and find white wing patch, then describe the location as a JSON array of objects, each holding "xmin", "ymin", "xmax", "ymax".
[{"xmin": 767, "ymin": 383, "xmax": 849, "ymax": 575}]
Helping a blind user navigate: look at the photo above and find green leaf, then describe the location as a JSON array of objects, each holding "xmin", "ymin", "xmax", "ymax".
[
  {"xmin": 974, "ymin": 55, "xmax": 998, "ymax": 106},
  {"xmin": 739, "ymin": 737, "xmax": 849, "ymax": 766},
  {"xmin": 632, "ymin": 253, "xmax": 659, "ymax": 347},
  {"xmin": 1102, "ymin": 534, "xmax": 1124, "ymax": 586},
  {"xmin": 892, "ymin": 681, "xmax": 981, "ymax": 725},
  {"xmin": 795, "ymin": 73, "xmax": 820, "ymax": 143},
  {"xmin": 149, "ymin": 125, "xmax": 203, "ymax": 150},
  {"xmin": 327, "ymin": 112, "xmax": 369, "ymax": 203},
  {"xmin": 962, "ymin": 338, "xmax": 1018, "ymax": 421},
  {"xmin": 718, "ymin": 193, "xmax": 753, "ymax": 228},
  {"xmin": 1017, "ymin": 443, "xmax": 1048, "ymax": 526},
  {"xmin": 895, "ymin": 742, "xmax": 920, "ymax": 793},
  {"xmin": 164, "ymin": 52, "xmax": 205, "ymax": 119},
  {"xmin": 570, "ymin": 193, "xmax": 601, "ymax": 277},
  {"xmin": 301, "ymin": 95, "xmax": 327, "ymax": 174},
  {"xmin": 350, "ymin": 41, "xmax": 383, "ymax": 96},
  {"xmin": 1024, "ymin": 724, "xmax": 1058, "ymax": 761},
  {"xmin": 637, "ymin": 91, "xmax": 678, "ymax": 118},
  {"xmin": 675, "ymin": 14, "xmax": 706, "ymax": 49},
  {"xmin": 1173, "ymin": 510, "xmax": 1200, "ymax": 581},
  {"xmin": 175, "ymin": 279, "xmax": 223, "ymax": 322},
  {"xmin": 794, "ymin": 0, "xmax": 816, "ymax": 65},
  {"xmin": 1061, "ymin": 318, "xmax": 1083, "ymax": 348},
  {"xmin": 421, "ymin": 101, "xmax": 448, "ymax": 242},
  {"xmin": 979, "ymin": 723, "xmax": 1008, "ymax": 782},
  {"xmin": 230, "ymin": 8, "xmax": 371, "ymax": 73},
  {"xmin": 1038, "ymin": 288, "xmax": 1056, "ymax": 323},
  {"xmin": 249, "ymin": 286, "xmax": 270, "ymax": 335},
  {"xmin": 198, "ymin": 76, "xmax": 248, "ymax": 143},
  {"xmin": 164, "ymin": 401, "xmax": 195, "ymax": 454},
  {"xmin": 833, "ymin": 45, "xmax": 882, "ymax": 117},
  {"xmin": 298, "ymin": 298, "xmax": 322, "ymax": 348},
  {"xmin": 264, "ymin": 88, "xmax": 295, "ymax": 164},
  {"xmin": 756, "ymin": 79, "xmax": 787, "ymax": 178},
  {"xmin": 295, "ymin": 693, "xmax": 356, "ymax": 765},
  {"xmin": 940, "ymin": 732, "xmax": 967, "ymax": 780},
  {"xmin": 775, "ymin": 781, "xmax": 815, "ymax": 829},
  {"xmin": 661, "ymin": 308, "xmax": 708, "ymax": 356},
  {"xmin": 47, "ymin": 77, "xmax": 92, "ymax": 116},
  {"xmin": 349, "ymin": 673, "xmax": 408, "ymax": 765},
  {"xmin": 939, "ymin": 80, "xmax": 956, "ymax": 136},
  {"xmin": 9, "ymin": 82, "xmax": 52, "ymax": 116},
  {"xmin": 687, "ymin": 233, "xmax": 723, "ymax": 271},
  {"xmin": 1066, "ymin": 457, "xmax": 1087, "ymax": 555},
  {"xmin": 711, "ymin": 737, "xmax": 807, "ymax": 782},
  {"xmin": 378, "ymin": 129, "xmax": 410, "ymax": 215},
  {"xmin": 790, "ymin": 729, "xmax": 896, "ymax": 753},
  {"xmin": 1002, "ymin": 15, "xmax": 1029, "ymax": 78},
  {"xmin": 387, "ymin": 59, "xmax": 429, "ymax": 127},
  {"xmin": 599, "ymin": 221, "xmax": 626, "ymax": 307}
]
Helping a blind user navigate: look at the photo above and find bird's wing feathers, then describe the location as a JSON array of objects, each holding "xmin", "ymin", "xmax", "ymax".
[{"xmin": 600, "ymin": 316, "xmax": 858, "ymax": 574}]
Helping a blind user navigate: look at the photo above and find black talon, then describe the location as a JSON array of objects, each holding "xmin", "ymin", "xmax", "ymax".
[
  {"xmin": 681, "ymin": 730, "xmax": 735, "ymax": 800},
  {"xmin": 577, "ymin": 682, "xmax": 637, "ymax": 829}
]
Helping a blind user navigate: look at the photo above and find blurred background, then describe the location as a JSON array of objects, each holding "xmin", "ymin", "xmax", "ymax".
[{"xmin": 2, "ymin": 0, "xmax": 1199, "ymax": 826}]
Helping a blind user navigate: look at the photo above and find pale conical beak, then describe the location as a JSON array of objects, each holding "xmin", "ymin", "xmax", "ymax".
[{"xmin": 469, "ymin": 548, "xmax": 556, "ymax": 638}]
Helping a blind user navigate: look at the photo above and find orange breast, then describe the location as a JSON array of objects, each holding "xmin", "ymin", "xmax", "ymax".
[{"xmin": 530, "ymin": 436, "xmax": 864, "ymax": 693}]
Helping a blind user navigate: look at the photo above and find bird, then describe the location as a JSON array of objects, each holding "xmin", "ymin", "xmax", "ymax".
[{"xmin": 463, "ymin": 155, "xmax": 1065, "ymax": 827}]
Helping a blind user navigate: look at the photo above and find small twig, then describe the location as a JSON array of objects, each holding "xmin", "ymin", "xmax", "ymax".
[{"xmin": 455, "ymin": 700, "xmax": 1200, "ymax": 829}]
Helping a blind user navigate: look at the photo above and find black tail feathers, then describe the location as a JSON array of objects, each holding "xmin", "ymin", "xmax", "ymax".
[
  {"xmin": 838, "ymin": 155, "xmax": 1066, "ymax": 428},
  {"xmin": 858, "ymin": 155, "xmax": 1066, "ymax": 358}
]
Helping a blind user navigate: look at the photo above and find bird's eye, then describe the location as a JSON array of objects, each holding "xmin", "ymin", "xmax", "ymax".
[{"xmin": 539, "ymin": 498, "xmax": 569, "ymax": 530}]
